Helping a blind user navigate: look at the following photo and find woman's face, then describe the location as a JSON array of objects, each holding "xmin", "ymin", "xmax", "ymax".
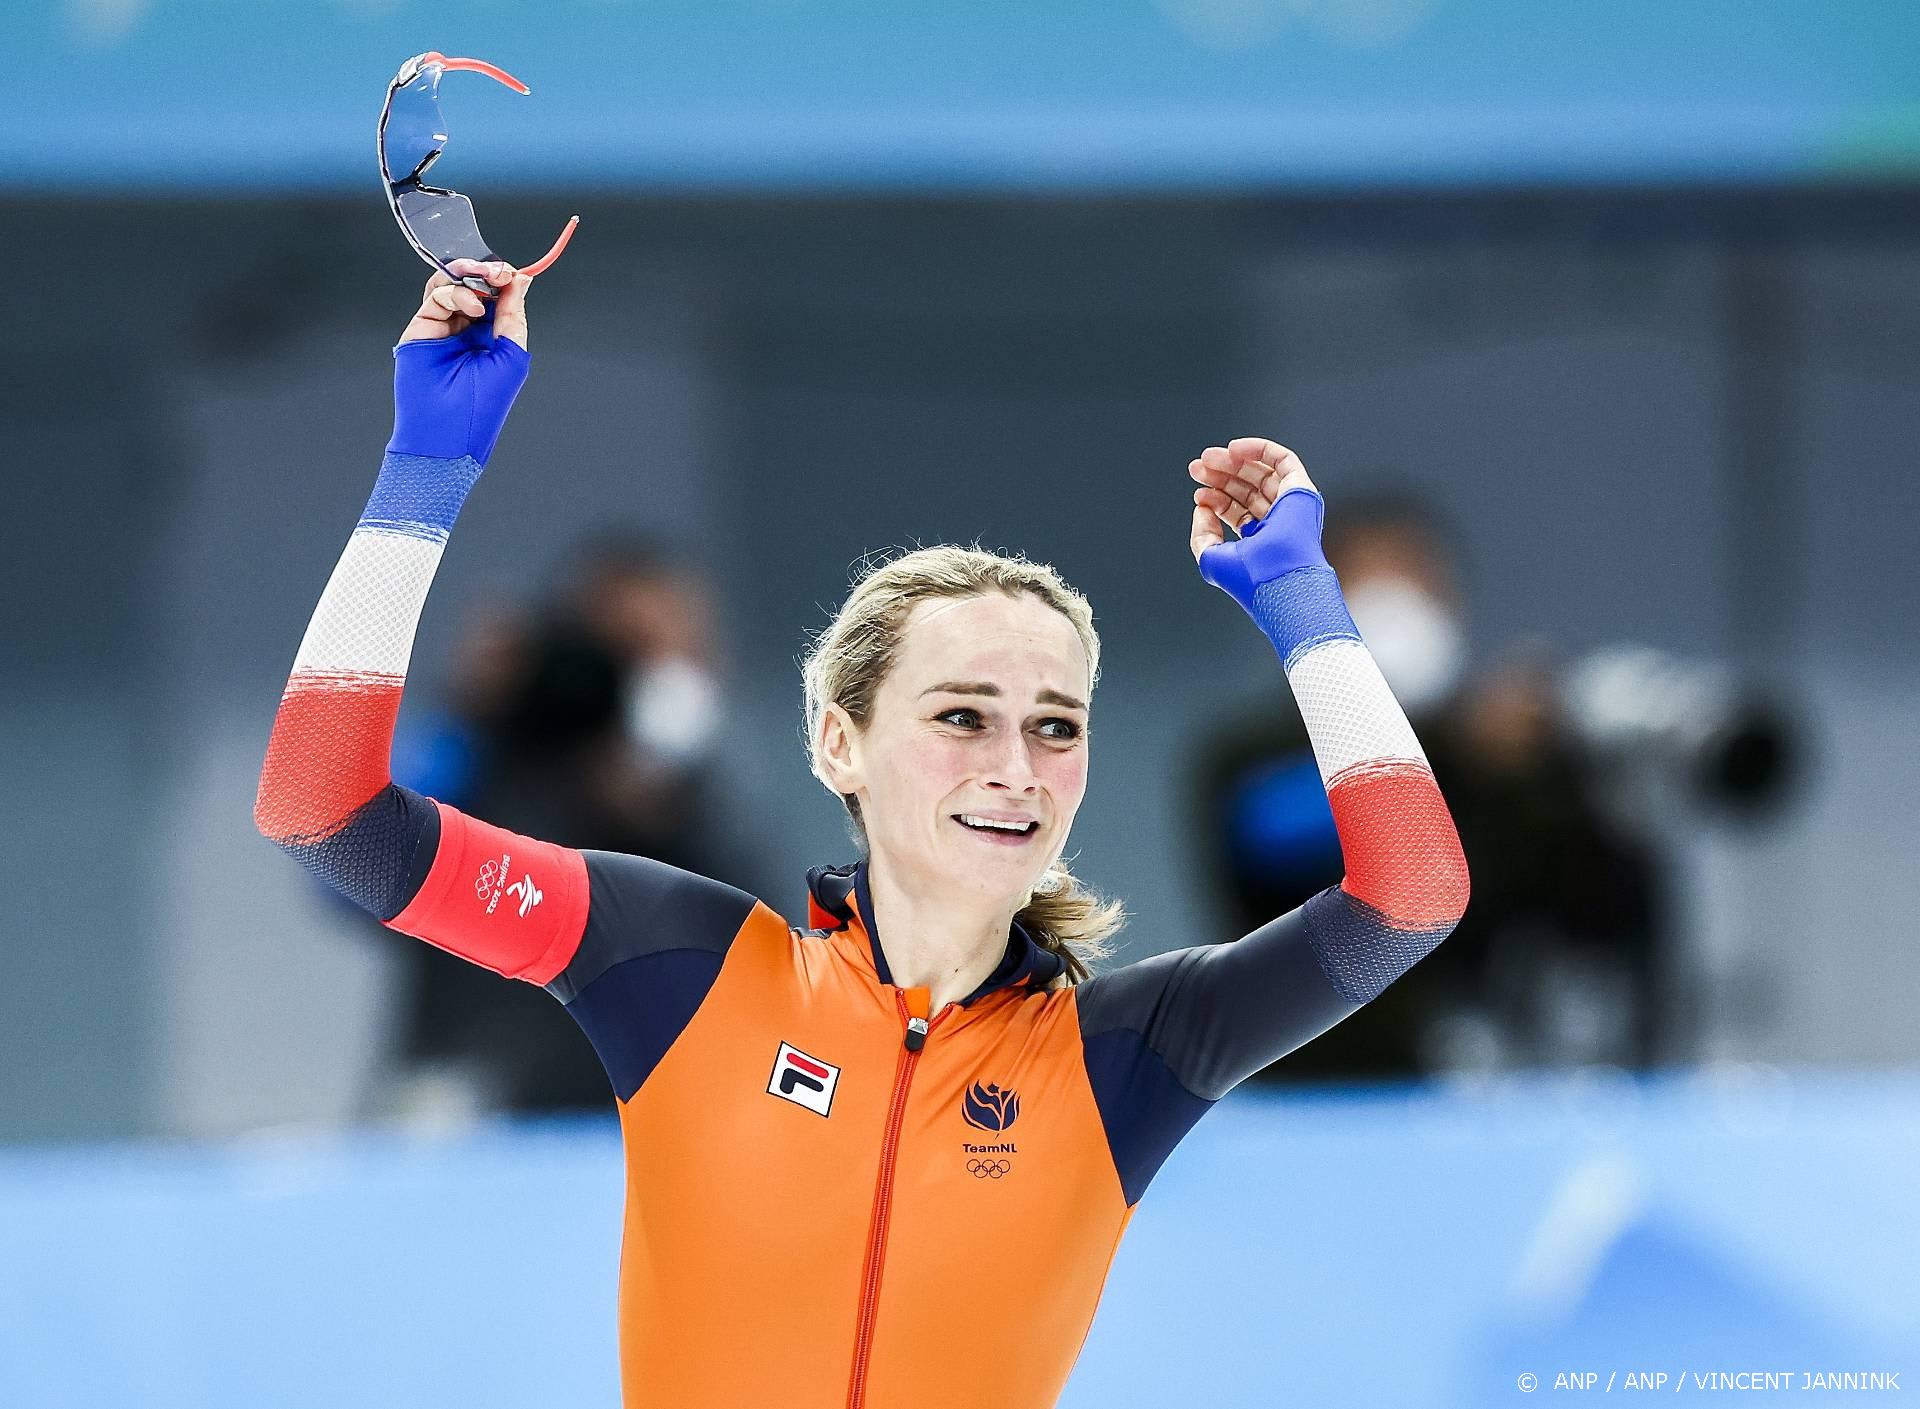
[{"xmin": 826, "ymin": 592, "xmax": 1091, "ymax": 908}]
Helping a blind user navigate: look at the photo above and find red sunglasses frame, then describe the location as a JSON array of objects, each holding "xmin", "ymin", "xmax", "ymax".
[{"xmin": 378, "ymin": 50, "xmax": 578, "ymax": 290}]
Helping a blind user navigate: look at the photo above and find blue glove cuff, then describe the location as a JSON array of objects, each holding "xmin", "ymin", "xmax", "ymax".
[
  {"xmin": 386, "ymin": 299, "xmax": 531, "ymax": 466},
  {"xmin": 1198, "ymin": 487, "xmax": 1360, "ymax": 666}
]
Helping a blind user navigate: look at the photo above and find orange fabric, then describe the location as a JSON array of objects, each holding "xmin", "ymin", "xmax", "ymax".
[{"xmin": 609, "ymin": 898, "xmax": 1134, "ymax": 1409}]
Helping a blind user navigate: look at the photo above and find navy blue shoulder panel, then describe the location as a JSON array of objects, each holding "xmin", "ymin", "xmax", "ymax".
[
  {"xmin": 1075, "ymin": 1024, "xmax": 1210, "ymax": 1207},
  {"xmin": 547, "ymin": 851, "xmax": 760, "ymax": 1103},
  {"xmin": 1075, "ymin": 897, "xmax": 1361, "ymax": 1205}
]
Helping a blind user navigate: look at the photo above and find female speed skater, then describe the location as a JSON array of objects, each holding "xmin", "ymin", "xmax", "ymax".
[{"xmin": 254, "ymin": 257, "xmax": 1470, "ymax": 1409}]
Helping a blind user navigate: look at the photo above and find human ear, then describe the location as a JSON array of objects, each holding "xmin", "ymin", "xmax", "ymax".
[{"xmin": 817, "ymin": 703, "xmax": 862, "ymax": 792}]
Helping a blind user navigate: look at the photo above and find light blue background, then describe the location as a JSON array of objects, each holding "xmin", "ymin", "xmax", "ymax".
[
  {"xmin": 4, "ymin": 1069, "xmax": 1915, "ymax": 1406},
  {"xmin": 4, "ymin": 0, "xmax": 1919, "ymax": 190}
]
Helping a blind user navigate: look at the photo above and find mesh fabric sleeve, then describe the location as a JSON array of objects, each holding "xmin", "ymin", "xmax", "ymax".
[
  {"xmin": 252, "ymin": 448, "xmax": 761, "ymax": 1101},
  {"xmin": 252, "ymin": 449, "xmax": 590, "ymax": 982},
  {"xmin": 1077, "ymin": 558, "xmax": 1470, "ymax": 1205}
]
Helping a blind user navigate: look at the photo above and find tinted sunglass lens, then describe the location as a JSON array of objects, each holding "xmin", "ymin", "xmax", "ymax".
[
  {"xmin": 395, "ymin": 189, "xmax": 497, "ymax": 268},
  {"xmin": 381, "ymin": 72, "xmax": 447, "ymax": 183}
]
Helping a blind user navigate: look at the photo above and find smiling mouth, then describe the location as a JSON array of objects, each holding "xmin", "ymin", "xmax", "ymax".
[{"xmin": 951, "ymin": 815, "xmax": 1040, "ymax": 838}]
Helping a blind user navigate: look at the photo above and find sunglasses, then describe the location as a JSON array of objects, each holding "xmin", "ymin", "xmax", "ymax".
[{"xmin": 378, "ymin": 51, "xmax": 578, "ymax": 291}]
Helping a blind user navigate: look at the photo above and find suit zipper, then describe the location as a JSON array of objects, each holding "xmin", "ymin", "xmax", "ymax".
[{"xmin": 845, "ymin": 987, "xmax": 949, "ymax": 1409}]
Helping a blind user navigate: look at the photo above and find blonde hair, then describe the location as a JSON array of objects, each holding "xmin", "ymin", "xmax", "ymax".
[{"xmin": 799, "ymin": 543, "xmax": 1126, "ymax": 984}]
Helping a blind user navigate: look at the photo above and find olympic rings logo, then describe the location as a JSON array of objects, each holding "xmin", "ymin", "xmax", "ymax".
[
  {"xmin": 966, "ymin": 1159, "xmax": 1011, "ymax": 1179},
  {"xmin": 475, "ymin": 859, "xmax": 501, "ymax": 899}
]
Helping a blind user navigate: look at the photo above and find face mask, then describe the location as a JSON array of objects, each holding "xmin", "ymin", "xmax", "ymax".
[
  {"xmin": 1342, "ymin": 578, "xmax": 1466, "ymax": 714},
  {"xmin": 623, "ymin": 656, "xmax": 722, "ymax": 765}
]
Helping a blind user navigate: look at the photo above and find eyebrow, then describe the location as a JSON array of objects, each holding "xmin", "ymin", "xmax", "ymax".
[{"xmin": 921, "ymin": 680, "xmax": 1089, "ymax": 712}]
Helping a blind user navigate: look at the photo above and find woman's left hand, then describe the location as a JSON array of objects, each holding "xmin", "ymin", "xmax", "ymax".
[
  {"xmin": 1187, "ymin": 437, "xmax": 1317, "ymax": 559},
  {"xmin": 1188, "ymin": 438, "xmax": 1333, "ymax": 622}
]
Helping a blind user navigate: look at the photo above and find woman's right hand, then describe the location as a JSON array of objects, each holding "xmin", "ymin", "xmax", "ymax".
[
  {"xmin": 388, "ymin": 258, "xmax": 535, "ymax": 467},
  {"xmin": 400, "ymin": 258, "xmax": 532, "ymax": 349}
]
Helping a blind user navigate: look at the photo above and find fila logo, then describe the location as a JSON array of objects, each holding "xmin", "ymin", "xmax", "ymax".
[
  {"xmin": 767, "ymin": 1042, "xmax": 840, "ymax": 1118},
  {"xmin": 506, "ymin": 874, "xmax": 543, "ymax": 918}
]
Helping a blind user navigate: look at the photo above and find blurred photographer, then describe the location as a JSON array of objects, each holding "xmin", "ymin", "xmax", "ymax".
[
  {"xmin": 377, "ymin": 535, "xmax": 765, "ymax": 1119},
  {"xmin": 1189, "ymin": 489, "xmax": 1688, "ymax": 1080}
]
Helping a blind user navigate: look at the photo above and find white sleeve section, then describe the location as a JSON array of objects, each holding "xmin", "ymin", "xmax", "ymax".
[
  {"xmin": 290, "ymin": 526, "xmax": 448, "ymax": 679},
  {"xmin": 1283, "ymin": 636, "xmax": 1431, "ymax": 786}
]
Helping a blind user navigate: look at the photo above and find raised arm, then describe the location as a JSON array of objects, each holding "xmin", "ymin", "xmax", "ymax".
[
  {"xmin": 1076, "ymin": 439, "xmax": 1470, "ymax": 1204},
  {"xmin": 1189, "ymin": 442, "xmax": 1469, "ymax": 999},
  {"xmin": 252, "ymin": 260, "xmax": 587, "ymax": 983},
  {"xmin": 254, "ymin": 264, "xmax": 767, "ymax": 1104}
]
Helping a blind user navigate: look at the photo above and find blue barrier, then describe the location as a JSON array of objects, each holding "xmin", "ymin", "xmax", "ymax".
[
  {"xmin": 1, "ymin": 1068, "xmax": 1915, "ymax": 1406},
  {"xmin": 4, "ymin": 2, "xmax": 1918, "ymax": 191}
]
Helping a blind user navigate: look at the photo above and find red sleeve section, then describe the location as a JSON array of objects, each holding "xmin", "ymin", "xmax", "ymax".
[
  {"xmin": 385, "ymin": 801, "xmax": 589, "ymax": 985},
  {"xmin": 255, "ymin": 677, "xmax": 404, "ymax": 843},
  {"xmin": 1325, "ymin": 760, "xmax": 1471, "ymax": 930}
]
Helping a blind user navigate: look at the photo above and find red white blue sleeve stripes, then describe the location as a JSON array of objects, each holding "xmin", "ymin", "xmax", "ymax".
[
  {"xmin": 253, "ymin": 450, "xmax": 587, "ymax": 985},
  {"xmin": 1245, "ymin": 564, "xmax": 1471, "ymax": 1001},
  {"xmin": 1074, "ymin": 512, "xmax": 1471, "ymax": 1202}
]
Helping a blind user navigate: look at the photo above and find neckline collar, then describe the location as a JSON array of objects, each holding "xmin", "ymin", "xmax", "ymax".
[{"xmin": 803, "ymin": 858, "xmax": 1065, "ymax": 1006}]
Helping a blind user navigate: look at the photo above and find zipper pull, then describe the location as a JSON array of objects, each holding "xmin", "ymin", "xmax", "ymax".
[{"xmin": 901, "ymin": 984, "xmax": 932, "ymax": 1051}]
